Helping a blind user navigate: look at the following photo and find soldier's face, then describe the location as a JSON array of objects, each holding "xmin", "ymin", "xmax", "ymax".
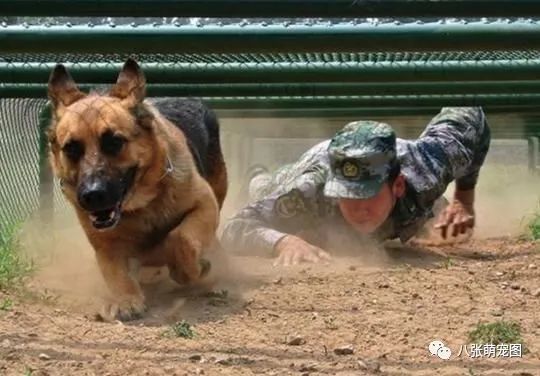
[{"xmin": 338, "ymin": 175, "xmax": 405, "ymax": 234}]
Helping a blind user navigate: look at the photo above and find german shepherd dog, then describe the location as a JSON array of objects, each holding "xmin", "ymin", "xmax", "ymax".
[{"xmin": 47, "ymin": 59, "xmax": 228, "ymax": 321}]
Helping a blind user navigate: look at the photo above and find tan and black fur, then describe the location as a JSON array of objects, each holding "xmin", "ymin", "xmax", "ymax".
[{"xmin": 47, "ymin": 59, "xmax": 227, "ymax": 321}]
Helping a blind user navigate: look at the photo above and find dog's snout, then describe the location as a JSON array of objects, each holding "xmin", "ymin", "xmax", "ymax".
[
  {"xmin": 78, "ymin": 178, "xmax": 120, "ymax": 212},
  {"xmin": 79, "ymin": 184, "xmax": 107, "ymax": 210}
]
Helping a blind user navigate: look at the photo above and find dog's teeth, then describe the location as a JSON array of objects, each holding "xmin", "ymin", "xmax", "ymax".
[
  {"xmin": 109, "ymin": 211, "xmax": 115, "ymax": 219},
  {"xmin": 90, "ymin": 215, "xmax": 98, "ymax": 222}
]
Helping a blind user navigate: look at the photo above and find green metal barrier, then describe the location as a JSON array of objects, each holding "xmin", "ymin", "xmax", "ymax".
[
  {"xmin": 3, "ymin": 60, "xmax": 540, "ymax": 83},
  {"xmin": 189, "ymin": 95, "xmax": 540, "ymax": 109},
  {"xmin": 3, "ymin": 81, "xmax": 540, "ymax": 98},
  {"xmin": 214, "ymin": 107, "xmax": 540, "ymax": 122},
  {"xmin": 2, "ymin": 21, "xmax": 540, "ymax": 53}
]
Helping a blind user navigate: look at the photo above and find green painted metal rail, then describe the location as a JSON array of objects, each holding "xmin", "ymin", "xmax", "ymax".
[
  {"xmin": 3, "ymin": 81, "xmax": 540, "ymax": 98},
  {"xmin": 1, "ymin": 0, "xmax": 540, "ymax": 18},
  {"xmin": 2, "ymin": 21, "xmax": 540, "ymax": 54},
  {"xmin": 201, "ymin": 95, "xmax": 540, "ymax": 109},
  {"xmin": 3, "ymin": 61, "xmax": 540, "ymax": 84},
  {"xmin": 4, "ymin": 94, "xmax": 540, "ymax": 110},
  {"xmin": 214, "ymin": 106, "xmax": 540, "ymax": 120},
  {"xmin": 2, "ymin": 51, "xmax": 538, "ymax": 64}
]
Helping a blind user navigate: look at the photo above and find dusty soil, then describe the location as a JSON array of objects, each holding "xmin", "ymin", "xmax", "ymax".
[{"xmin": 0, "ymin": 236, "xmax": 539, "ymax": 376}]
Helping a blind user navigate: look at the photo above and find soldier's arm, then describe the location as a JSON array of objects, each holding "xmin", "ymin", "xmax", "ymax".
[
  {"xmin": 417, "ymin": 107, "xmax": 491, "ymax": 237},
  {"xmin": 221, "ymin": 170, "xmax": 325, "ymax": 256},
  {"xmin": 220, "ymin": 195, "xmax": 289, "ymax": 255},
  {"xmin": 420, "ymin": 106, "xmax": 491, "ymax": 190}
]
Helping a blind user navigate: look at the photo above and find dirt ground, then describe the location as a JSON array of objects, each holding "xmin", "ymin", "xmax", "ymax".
[{"xmin": 0, "ymin": 235, "xmax": 539, "ymax": 376}]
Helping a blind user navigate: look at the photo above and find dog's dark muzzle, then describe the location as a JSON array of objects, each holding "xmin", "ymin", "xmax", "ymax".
[{"xmin": 77, "ymin": 166, "xmax": 137, "ymax": 230}]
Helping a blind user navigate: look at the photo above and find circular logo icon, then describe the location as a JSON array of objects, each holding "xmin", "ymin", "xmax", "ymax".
[
  {"xmin": 437, "ymin": 346, "xmax": 452, "ymax": 360},
  {"xmin": 428, "ymin": 340, "xmax": 445, "ymax": 356},
  {"xmin": 342, "ymin": 161, "xmax": 359, "ymax": 178}
]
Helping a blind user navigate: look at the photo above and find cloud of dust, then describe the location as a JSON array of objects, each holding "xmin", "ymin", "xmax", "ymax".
[
  {"xmin": 458, "ymin": 163, "xmax": 540, "ymax": 239},
  {"xmin": 20, "ymin": 207, "xmax": 108, "ymax": 313}
]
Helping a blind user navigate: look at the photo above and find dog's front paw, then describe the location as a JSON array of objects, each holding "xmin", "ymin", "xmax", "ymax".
[
  {"xmin": 168, "ymin": 257, "xmax": 211, "ymax": 286},
  {"xmin": 97, "ymin": 295, "xmax": 147, "ymax": 322},
  {"xmin": 166, "ymin": 233, "xmax": 212, "ymax": 285}
]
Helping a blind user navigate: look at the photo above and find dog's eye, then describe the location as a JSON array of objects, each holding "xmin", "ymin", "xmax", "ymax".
[
  {"xmin": 62, "ymin": 140, "xmax": 84, "ymax": 162},
  {"xmin": 101, "ymin": 131, "xmax": 126, "ymax": 156}
]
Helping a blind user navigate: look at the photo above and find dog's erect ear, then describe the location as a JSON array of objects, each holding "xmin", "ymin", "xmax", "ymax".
[
  {"xmin": 110, "ymin": 58, "xmax": 146, "ymax": 107},
  {"xmin": 48, "ymin": 64, "xmax": 86, "ymax": 117}
]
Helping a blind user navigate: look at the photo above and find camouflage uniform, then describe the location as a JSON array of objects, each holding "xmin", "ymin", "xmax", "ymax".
[{"xmin": 221, "ymin": 107, "xmax": 491, "ymax": 254}]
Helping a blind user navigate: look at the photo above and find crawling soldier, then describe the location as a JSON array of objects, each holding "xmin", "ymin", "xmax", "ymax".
[{"xmin": 222, "ymin": 107, "xmax": 491, "ymax": 266}]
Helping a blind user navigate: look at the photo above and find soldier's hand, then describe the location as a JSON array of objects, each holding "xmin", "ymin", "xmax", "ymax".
[
  {"xmin": 273, "ymin": 235, "xmax": 332, "ymax": 266},
  {"xmin": 434, "ymin": 197, "xmax": 475, "ymax": 239}
]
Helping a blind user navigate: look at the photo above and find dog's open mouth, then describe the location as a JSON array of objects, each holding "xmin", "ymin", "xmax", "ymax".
[
  {"xmin": 80, "ymin": 166, "xmax": 138, "ymax": 231},
  {"xmin": 89, "ymin": 202, "xmax": 122, "ymax": 230}
]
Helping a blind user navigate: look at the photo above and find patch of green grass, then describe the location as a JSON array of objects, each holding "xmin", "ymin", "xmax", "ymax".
[
  {"xmin": 0, "ymin": 297, "xmax": 12, "ymax": 311},
  {"xmin": 468, "ymin": 320, "xmax": 526, "ymax": 350},
  {"xmin": 323, "ymin": 316, "xmax": 338, "ymax": 330},
  {"xmin": 204, "ymin": 289, "xmax": 228, "ymax": 299},
  {"xmin": 527, "ymin": 210, "xmax": 540, "ymax": 240},
  {"xmin": 205, "ymin": 289, "xmax": 229, "ymax": 306},
  {"xmin": 442, "ymin": 257, "xmax": 454, "ymax": 269},
  {"xmin": 164, "ymin": 320, "xmax": 195, "ymax": 339},
  {"xmin": 0, "ymin": 222, "xmax": 33, "ymax": 290}
]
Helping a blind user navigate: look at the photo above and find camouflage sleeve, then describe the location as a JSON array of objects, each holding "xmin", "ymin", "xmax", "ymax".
[
  {"xmin": 220, "ymin": 195, "xmax": 289, "ymax": 255},
  {"xmin": 419, "ymin": 106, "xmax": 491, "ymax": 191},
  {"xmin": 220, "ymin": 171, "xmax": 325, "ymax": 255}
]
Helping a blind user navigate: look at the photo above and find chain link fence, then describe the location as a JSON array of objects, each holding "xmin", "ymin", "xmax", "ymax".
[{"xmin": 0, "ymin": 98, "xmax": 67, "ymax": 246}]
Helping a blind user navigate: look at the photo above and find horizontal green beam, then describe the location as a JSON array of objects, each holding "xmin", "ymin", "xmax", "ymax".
[
  {"xmin": 4, "ymin": 82, "xmax": 540, "ymax": 98},
  {"xmin": 214, "ymin": 107, "xmax": 540, "ymax": 121},
  {"xmin": 205, "ymin": 95, "xmax": 540, "ymax": 109},
  {"xmin": 2, "ymin": 22, "xmax": 540, "ymax": 54},
  {"xmin": 1, "ymin": 0, "xmax": 540, "ymax": 17},
  {"xmin": 3, "ymin": 61, "xmax": 540, "ymax": 84},
  {"xmin": 5, "ymin": 93, "xmax": 540, "ymax": 109}
]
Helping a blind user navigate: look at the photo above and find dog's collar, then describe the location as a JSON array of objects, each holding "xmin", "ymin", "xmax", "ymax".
[{"xmin": 158, "ymin": 154, "xmax": 174, "ymax": 181}]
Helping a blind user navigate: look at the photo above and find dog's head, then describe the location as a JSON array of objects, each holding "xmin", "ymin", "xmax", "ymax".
[{"xmin": 47, "ymin": 59, "xmax": 156, "ymax": 230}]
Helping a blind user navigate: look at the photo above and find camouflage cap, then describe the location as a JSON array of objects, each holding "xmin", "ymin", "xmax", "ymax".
[{"xmin": 324, "ymin": 120, "xmax": 397, "ymax": 199}]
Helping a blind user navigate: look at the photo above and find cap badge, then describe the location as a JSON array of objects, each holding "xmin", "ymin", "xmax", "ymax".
[{"xmin": 342, "ymin": 160, "xmax": 359, "ymax": 178}]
